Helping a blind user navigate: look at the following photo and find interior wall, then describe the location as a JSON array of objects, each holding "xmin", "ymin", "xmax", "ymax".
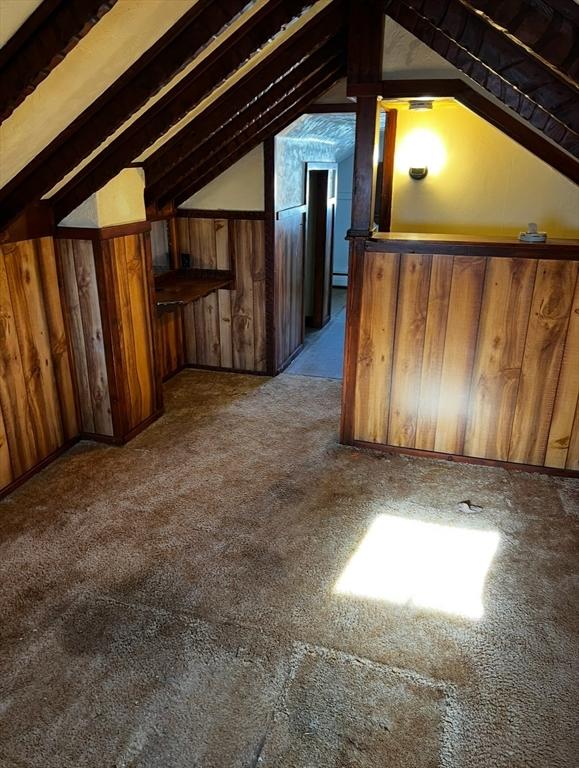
[
  {"xmin": 333, "ymin": 152, "xmax": 353, "ymax": 287},
  {"xmin": 179, "ymin": 146, "xmax": 265, "ymax": 211},
  {"xmin": 0, "ymin": 236, "xmax": 79, "ymax": 494},
  {"xmin": 391, "ymin": 102, "xmax": 579, "ymax": 237},
  {"xmin": 58, "ymin": 168, "xmax": 146, "ymax": 228},
  {"xmin": 275, "ymin": 136, "xmax": 336, "ymax": 211}
]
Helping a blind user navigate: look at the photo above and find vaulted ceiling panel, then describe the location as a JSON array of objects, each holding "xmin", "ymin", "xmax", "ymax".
[
  {"xmin": 51, "ymin": 0, "xmax": 326, "ymax": 221},
  {"xmin": 385, "ymin": 0, "xmax": 579, "ymax": 158},
  {"xmin": 0, "ymin": 0, "xmax": 198, "ymax": 191},
  {"xmin": 0, "ymin": 0, "xmax": 118, "ymax": 123}
]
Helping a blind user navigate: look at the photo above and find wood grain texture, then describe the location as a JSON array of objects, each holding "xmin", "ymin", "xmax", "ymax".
[
  {"xmin": 414, "ymin": 255, "xmax": 453, "ymax": 450},
  {"xmin": 545, "ymin": 272, "xmax": 579, "ymax": 469},
  {"xmin": 343, "ymin": 244, "xmax": 579, "ymax": 472},
  {"xmin": 509, "ymin": 259, "xmax": 579, "ymax": 465},
  {"xmin": 57, "ymin": 238, "xmax": 113, "ymax": 435},
  {"xmin": 179, "ymin": 216, "xmax": 267, "ymax": 373},
  {"xmin": 353, "ymin": 251, "xmax": 400, "ymax": 444},
  {"xmin": 157, "ymin": 308, "xmax": 184, "ymax": 381},
  {"xmin": 388, "ymin": 253, "xmax": 431, "ymax": 447},
  {"xmin": 465, "ymin": 258, "xmax": 536, "ymax": 460},
  {"xmin": 274, "ymin": 212, "xmax": 305, "ymax": 370},
  {"xmin": 433, "ymin": 256, "xmax": 486, "ymax": 455},
  {"xmin": 0, "ymin": 237, "xmax": 79, "ymax": 491}
]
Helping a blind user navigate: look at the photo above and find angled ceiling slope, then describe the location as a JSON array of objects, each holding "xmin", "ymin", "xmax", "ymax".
[{"xmin": 384, "ymin": 0, "xmax": 579, "ymax": 160}]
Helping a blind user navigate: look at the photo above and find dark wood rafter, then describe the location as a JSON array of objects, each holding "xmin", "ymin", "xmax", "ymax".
[
  {"xmin": 171, "ymin": 62, "xmax": 346, "ymax": 208},
  {"xmin": 0, "ymin": 0, "xmax": 118, "ymax": 123},
  {"xmin": 146, "ymin": 34, "xmax": 346, "ymax": 204},
  {"xmin": 144, "ymin": 3, "xmax": 345, "ymax": 193},
  {"xmin": 51, "ymin": 0, "xmax": 317, "ymax": 224},
  {"xmin": 384, "ymin": 0, "xmax": 579, "ymax": 157},
  {"xmin": 0, "ymin": 0, "xmax": 251, "ymax": 231},
  {"xmin": 347, "ymin": 0, "xmax": 385, "ymax": 91},
  {"xmin": 378, "ymin": 79, "xmax": 579, "ymax": 184},
  {"xmin": 394, "ymin": 0, "xmax": 579, "ymax": 132},
  {"xmin": 460, "ymin": 0, "xmax": 579, "ymax": 84}
]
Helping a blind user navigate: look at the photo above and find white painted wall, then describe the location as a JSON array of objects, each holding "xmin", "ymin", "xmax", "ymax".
[
  {"xmin": 333, "ymin": 152, "xmax": 353, "ymax": 287},
  {"xmin": 179, "ymin": 145, "xmax": 264, "ymax": 211},
  {"xmin": 58, "ymin": 168, "xmax": 146, "ymax": 227}
]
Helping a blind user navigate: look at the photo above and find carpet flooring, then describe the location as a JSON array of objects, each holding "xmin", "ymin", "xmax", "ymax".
[{"xmin": 0, "ymin": 370, "xmax": 578, "ymax": 767}]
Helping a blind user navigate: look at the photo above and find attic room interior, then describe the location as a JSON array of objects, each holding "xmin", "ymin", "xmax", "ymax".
[{"xmin": 0, "ymin": 0, "xmax": 578, "ymax": 765}]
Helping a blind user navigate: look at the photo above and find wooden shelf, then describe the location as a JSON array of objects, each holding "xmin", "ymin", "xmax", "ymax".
[{"xmin": 155, "ymin": 269, "xmax": 233, "ymax": 308}]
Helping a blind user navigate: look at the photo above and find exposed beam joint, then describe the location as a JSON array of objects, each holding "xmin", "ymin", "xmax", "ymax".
[
  {"xmin": 347, "ymin": 0, "xmax": 385, "ymax": 93},
  {"xmin": 51, "ymin": 0, "xmax": 318, "ymax": 223}
]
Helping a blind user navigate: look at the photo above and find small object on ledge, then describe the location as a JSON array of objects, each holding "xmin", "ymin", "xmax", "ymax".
[{"xmin": 519, "ymin": 222, "xmax": 547, "ymax": 243}]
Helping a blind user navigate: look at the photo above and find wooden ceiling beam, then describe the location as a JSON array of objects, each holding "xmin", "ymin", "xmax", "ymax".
[
  {"xmin": 459, "ymin": 0, "xmax": 579, "ymax": 84},
  {"xmin": 390, "ymin": 1, "xmax": 579, "ymax": 135},
  {"xmin": 0, "ymin": 0, "xmax": 250, "ymax": 231},
  {"xmin": 346, "ymin": 0, "xmax": 385, "ymax": 92},
  {"xmin": 144, "ymin": 3, "xmax": 345, "ymax": 192},
  {"xmin": 0, "ymin": 0, "xmax": 118, "ymax": 123},
  {"xmin": 385, "ymin": 0, "xmax": 579, "ymax": 158},
  {"xmin": 51, "ymin": 0, "xmax": 316, "ymax": 224},
  {"xmin": 150, "ymin": 40, "xmax": 345, "ymax": 206},
  {"xmin": 170, "ymin": 62, "xmax": 346, "ymax": 209}
]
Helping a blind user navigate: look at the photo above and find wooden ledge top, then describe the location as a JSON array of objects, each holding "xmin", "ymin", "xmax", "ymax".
[
  {"xmin": 365, "ymin": 232, "xmax": 579, "ymax": 259},
  {"xmin": 155, "ymin": 269, "xmax": 233, "ymax": 308}
]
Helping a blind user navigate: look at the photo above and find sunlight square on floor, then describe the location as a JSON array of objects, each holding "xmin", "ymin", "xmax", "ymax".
[{"xmin": 334, "ymin": 514, "xmax": 500, "ymax": 619}]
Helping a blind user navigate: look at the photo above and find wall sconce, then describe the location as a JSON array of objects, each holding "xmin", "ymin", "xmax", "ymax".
[
  {"xmin": 408, "ymin": 100, "xmax": 433, "ymax": 180},
  {"xmin": 409, "ymin": 166, "xmax": 428, "ymax": 180}
]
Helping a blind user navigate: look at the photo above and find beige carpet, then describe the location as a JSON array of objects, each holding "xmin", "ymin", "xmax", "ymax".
[{"xmin": 0, "ymin": 370, "xmax": 577, "ymax": 767}]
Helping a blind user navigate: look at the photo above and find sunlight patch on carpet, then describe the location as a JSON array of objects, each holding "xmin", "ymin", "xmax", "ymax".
[{"xmin": 335, "ymin": 514, "xmax": 499, "ymax": 619}]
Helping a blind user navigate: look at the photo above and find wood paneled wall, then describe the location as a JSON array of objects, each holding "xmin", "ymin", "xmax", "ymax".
[
  {"xmin": 56, "ymin": 227, "xmax": 161, "ymax": 442},
  {"xmin": 0, "ymin": 237, "xmax": 79, "ymax": 494},
  {"xmin": 274, "ymin": 211, "xmax": 305, "ymax": 370},
  {"xmin": 157, "ymin": 308, "xmax": 185, "ymax": 381},
  {"xmin": 344, "ymin": 246, "xmax": 579, "ymax": 472},
  {"xmin": 177, "ymin": 214, "xmax": 267, "ymax": 373}
]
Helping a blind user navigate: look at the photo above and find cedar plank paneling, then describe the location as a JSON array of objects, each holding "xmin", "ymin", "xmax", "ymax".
[
  {"xmin": 70, "ymin": 239, "xmax": 113, "ymax": 435},
  {"xmin": 3, "ymin": 239, "xmax": 63, "ymax": 459},
  {"xmin": 179, "ymin": 215, "xmax": 266, "ymax": 373},
  {"xmin": 509, "ymin": 260, "xmax": 579, "ymax": 465},
  {"xmin": 36, "ymin": 237, "xmax": 79, "ymax": 441},
  {"xmin": 414, "ymin": 255, "xmax": 453, "ymax": 450},
  {"xmin": 274, "ymin": 213, "xmax": 304, "ymax": 369},
  {"xmin": 353, "ymin": 251, "xmax": 400, "ymax": 444},
  {"xmin": 388, "ymin": 253, "xmax": 432, "ymax": 447},
  {"xmin": 433, "ymin": 256, "xmax": 486, "ymax": 455},
  {"xmin": 464, "ymin": 258, "xmax": 536, "ymax": 460},
  {"xmin": 157, "ymin": 308, "xmax": 184, "ymax": 380},
  {"xmin": 0, "ymin": 237, "xmax": 80, "ymax": 492},
  {"xmin": 545, "ymin": 272, "xmax": 579, "ymax": 469}
]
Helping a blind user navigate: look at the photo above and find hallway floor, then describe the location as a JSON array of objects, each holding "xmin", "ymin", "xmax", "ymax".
[
  {"xmin": 1, "ymin": 370, "xmax": 578, "ymax": 767},
  {"xmin": 286, "ymin": 287, "xmax": 347, "ymax": 378}
]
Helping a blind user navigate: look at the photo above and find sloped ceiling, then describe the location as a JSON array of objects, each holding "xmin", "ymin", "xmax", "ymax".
[{"xmin": 0, "ymin": 0, "xmax": 576, "ymax": 231}]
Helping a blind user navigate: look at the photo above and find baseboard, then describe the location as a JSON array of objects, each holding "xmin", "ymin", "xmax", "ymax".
[
  {"xmin": 0, "ymin": 436, "xmax": 80, "ymax": 500},
  {"xmin": 275, "ymin": 343, "xmax": 304, "ymax": 374},
  {"xmin": 352, "ymin": 440, "xmax": 579, "ymax": 478},
  {"xmin": 184, "ymin": 363, "xmax": 270, "ymax": 377}
]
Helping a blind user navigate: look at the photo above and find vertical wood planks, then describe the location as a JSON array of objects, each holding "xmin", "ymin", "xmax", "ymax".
[
  {"xmin": 178, "ymin": 215, "xmax": 266, "ymax": 373},
  {"xmin": 274, "ymin": 213, "xmax": 304, "ymax": 369},
  {"xmin": 157, "ymin": 308, "xmax": 184, "ymax": 381},
  {"xmin": 414, "ymin": 255, "xmax": 453, "ymax": 450},
  {"xmin": 388, "ymin": 254, "xmax": 432, "ymax": 447},
  {"xmin": 509, "ymin": 259, "xmax": 578, "ymax": 465},
  {"xmin": 465, "ymin": 258, "xmax": 536, "ymax": 460},
  {"xmin": 353, "ymin": 251, "xmax": 399, "ymax": 444},
  {"xmin": 0, "ymin": 237, "xmax": 79, "ymax": 492},
  {"xmin": 57, "ymin": 238, "xmax": 113, "ymax": 435},
  {"xmin": 345, "ymin": 245, "xmax": 578, "ymax": 472},
  {"xmin": 433, "ymin": 256, "xmax": 486, "ymax": 455},
  {"xmin": 545, "ymin": 271, "xmax": 579, "ymax": 468}
]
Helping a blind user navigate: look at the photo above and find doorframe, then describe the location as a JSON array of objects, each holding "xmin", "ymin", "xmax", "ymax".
[{"xmin": 305, "ymin": 160, "xmax": 337, "ymax": 329}]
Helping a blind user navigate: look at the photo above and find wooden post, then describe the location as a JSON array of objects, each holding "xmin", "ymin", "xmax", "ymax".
[
  {"xmin": 348, "ymin": 96, "xmax": 381, "ymax": 237},
  {"xmin": 378, "ymin": 107, "xmax": 397, "ymax": 231},
  {"xmin": 347, "ymin": 0, "xmax": 385, "ymax": 94}
]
